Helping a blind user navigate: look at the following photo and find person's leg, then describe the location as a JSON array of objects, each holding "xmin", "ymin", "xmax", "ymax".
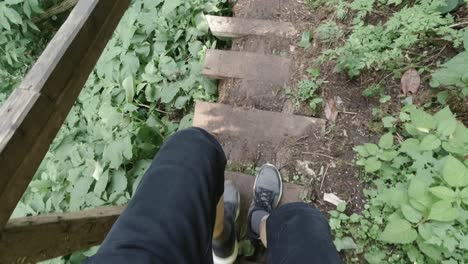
[
  {"xmin": 85, "ymin": 127, "xmax": 226, "ymax": 264},
  {"xmin": 265, "ymin": 203, "xmax": 341, "ymax": 264},
  {"xmin": 247, "ymin": 164, "xmax": 341, "ymax": 264}
]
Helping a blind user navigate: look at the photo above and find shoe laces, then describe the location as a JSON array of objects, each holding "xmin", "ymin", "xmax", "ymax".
[{"xmin": 253, "ymin": 187, "xmax": 275, "ymax": 212}]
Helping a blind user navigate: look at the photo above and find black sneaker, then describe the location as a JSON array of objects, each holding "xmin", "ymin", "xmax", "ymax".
[
  {"xmin": 247, "ymin": 164, "xmax": 283, "ymax": 240},
  {"xmin": 212, "ymin": 180, "xmax": 240, "ymax": 264}
]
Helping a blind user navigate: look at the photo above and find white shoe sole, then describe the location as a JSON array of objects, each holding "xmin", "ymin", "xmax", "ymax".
[{"xmin": 212, "ymin": 240, "xmax": 238, "ymax": 264}]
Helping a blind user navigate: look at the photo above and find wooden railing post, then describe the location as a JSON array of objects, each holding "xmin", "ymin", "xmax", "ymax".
[{"xmin": 0, "ymin": 0, "xmax": 130, "ymax": 228}]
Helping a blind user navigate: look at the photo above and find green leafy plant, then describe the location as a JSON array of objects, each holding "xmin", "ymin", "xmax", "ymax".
[
  {"xmin": 319, "ymin": 0, "xmax": 463, "ymax": 78},
  {"xmin": 332, "ymin": 106, "xmax": 468, "ymax": 263},
  {"xmin": 6, "ymin": 0, "xmax": 230, "ymax": 262},
  {"xmin": 291, "ymin": 68, "xmax": 324, "ymax": 115},
  {"xmin": 431, "ymin": 28, "xmax": 468, "ymax": 97},
  {"xmin": 314, "ymin": 21, "xmax": 343, "ymax": 43}
]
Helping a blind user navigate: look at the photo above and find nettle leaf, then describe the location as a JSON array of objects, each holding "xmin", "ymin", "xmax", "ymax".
[
  {"xmin": 109, "ymin": 170, "xmax": 128, "ymax": 195},
  {"xmin": 69, "ymin": 177, "xmax": 94, "ymax": 210},
  {"xmin": 443, "ymin": 156, "xmax": 468, "ymax": 187},
  {"xmin": 365, "ymin": 157, "xmax": 382, "ymax": 173},
  {"xmin": 103, "ymin": 137, "xmax": 133, "ymax": 169},
  {"xmin": 354, "ymin": 145, "xmax": 370, "ymax": 157},
  {"xmin": 434, "ymin": 107, "xmax": 457, "ymax": 137},
  {"xmin": 378, "ymin": 133, "xmax": 393, "ymax": 149},
  {"xmin": 463, "ymin": 28, "xmax": 468, "ymax": 51},
  {"xmin": 364, "ymin": 143, "xmax": 379, "ymax": 155},
  {"xmin": 429, "ymin": 186, "xmax": 456, "ymax": 201},
  {"xmin": 419, "ymin": 134, "xmax": 441, "ymax": 151},
  {"xmin": 379, "ymin": 218, "xmax": 418, "ymax": 244},
  {"xmin": 160, "ymin": 83, "xmax": 180, "ymax": 103},
  {"xmin": 408, "ymin": 108, "xmax": 435, "ymax": 133},
  {"xmin": 428, "ymin": 200, "xmax": 458, "ymax": 222},
  {"xmin": 401, "ymin": 204, "xmax": 422, "ymax": 223},
  {"xmin": 161, "ymin": 0, "xmax": 183, "ymax": 15}
]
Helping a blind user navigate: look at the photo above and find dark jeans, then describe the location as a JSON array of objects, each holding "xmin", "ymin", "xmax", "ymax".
[{"xmin": 85, "ymin": 128, "xmax": 340, "ymax": 264}]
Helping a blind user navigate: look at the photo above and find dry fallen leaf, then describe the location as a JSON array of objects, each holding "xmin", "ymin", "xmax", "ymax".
[
  {"xmin": 324, "ymin": 98, "xmax": 338, "ymax": 123},
  {"xmin": 401, "ymin": 68, "xmax": 421, "ymax": 96}
]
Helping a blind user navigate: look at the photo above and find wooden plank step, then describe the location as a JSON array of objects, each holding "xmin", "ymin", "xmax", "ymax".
[
  {"xmin": 193, "ymin": 102, "xmax": 326, "ymax": 166},
  {"xmin": 202, "ymin": 49, "xmax": 290, "ymax": 83},
  {"xmin": 206, "ymin": 15, "xmax": 296, "ymax": 38}
]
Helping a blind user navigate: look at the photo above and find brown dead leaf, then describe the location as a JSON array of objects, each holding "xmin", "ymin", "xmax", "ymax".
[
  {"xmin": 401, "ymin": 69, "xmax": 421, "ymax": 96},
  {"xmin": 324, "ymin": 98, "xmax": 338, "ymax": 123}
]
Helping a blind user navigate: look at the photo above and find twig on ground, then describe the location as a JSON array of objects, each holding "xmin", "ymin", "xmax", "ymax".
[
  {"xmin": 320, "ymin": 164, "xmax": 330, "ymax": 190},
  {"xmin": 302, "ymin": 152, "xmax": 336, "ymax": 159},
  {"xmin": 339, "ymin": 111, "xmax": 357, "ymax": 115},
  {"xmin": 449, "ymin": 21, "xmax": 468, "ymax": 28}
]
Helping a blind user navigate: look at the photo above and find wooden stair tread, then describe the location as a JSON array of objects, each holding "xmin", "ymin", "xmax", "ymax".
[
  {"xmin": 206, "ymin": 15, "xmax": 296, "ymax": 38},
  {"xmin": 202, "ymin": 49, "xmax": 290, "ymax": 83},
  {"xmin": 193, "ymin": 102, "xmax": 326, "ymax": 165}
]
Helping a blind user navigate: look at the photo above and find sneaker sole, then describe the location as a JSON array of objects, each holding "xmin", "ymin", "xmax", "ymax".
[
  {"xmin": 253, "ymin": 163, "xmax": 283, "ymax": 208},
  {"xmin": 212, "ymin": 239, "xmax": 238, "ymax": 264}
]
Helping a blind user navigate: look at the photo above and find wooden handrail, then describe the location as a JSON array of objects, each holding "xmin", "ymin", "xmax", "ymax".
[
  {"xmin": 0, "ymin": 0, "xmax": 130, "ymax": 228},
  {"xmin": 0, "ymin": 205, "xmax": 125, "ymax": 263}
]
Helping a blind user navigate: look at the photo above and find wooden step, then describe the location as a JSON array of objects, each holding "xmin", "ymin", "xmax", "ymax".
[
  {"xmin": 193, "ymin": 102, "xmax": 326, "ymax": 166},
  {"xmin": 206, "ymin": 15, "xmax": 296, "ymax": 38},
  {"xmin": 202, "ymin": 50, "xmax": 290, "ymax": 83}
]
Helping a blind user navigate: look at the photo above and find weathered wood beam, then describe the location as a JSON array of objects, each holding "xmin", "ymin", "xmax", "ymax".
[
  {"xmin": 0, "ymin": 0, "xmax": 130, "ymax": 228},
  {"xmin": 0, "ymin": 206, "xmax": 125, "ymax": 263},
  {"xmin": 206, "ymin": 15, "xmax": 296, "ymax": 38}
]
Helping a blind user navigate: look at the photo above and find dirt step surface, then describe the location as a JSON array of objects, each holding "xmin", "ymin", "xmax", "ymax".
[
  {"xmin": 216, "ymin": 0, "xmax": 305, "ymax": 112},
  {"xmin": 193, "ymin": 102, "xmax": 326, "ymax": 172}
]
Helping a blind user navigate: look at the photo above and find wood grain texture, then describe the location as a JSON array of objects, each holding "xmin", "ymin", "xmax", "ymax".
[
  {"xmin": 0, "ymin": 0, "xmax": 130, "ymax": 228},
  {"xmin": 206, "ymin": 15, "xmax": 296, "ymax": 38},
  {"xmin": 193, "ymin": 102, "xmax": 326, "ymax": 165},
  {"xmin": 202, "ymin": 49, "xmax": 290, "ymax": 83},
  {"xmin": 0, "ymin": 206, "xmax": 125, "ymax": 263}
]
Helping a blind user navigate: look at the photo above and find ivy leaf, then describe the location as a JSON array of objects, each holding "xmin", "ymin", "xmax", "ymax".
[
  {"xmin": 443, "ymin": 156, "xmax": 468, "ymax": 187},
  {"xmin": 298, "ymin": 31, "xmax": 311, "ymax": 49},
  {"xmin": 429, "ymin": 186, "xmax": 456, "ymax": 201},
  {"xmin": 378, "ymin": 133, "xmax": 393, "ymax": 149},
  {"xmin": 401, "ymin": 204, "xmax": 422, "ymax": 223},
  {"xmin": 428, "ymin": 200, "xmax": 458, "ymax": 222},
  {"xmin": 419, "ymin": 134, "xmax": 441, "ymax": 151},
  {"xmin": 379, "ymin": 218, "xmax": 418, "ymax": 244}
]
